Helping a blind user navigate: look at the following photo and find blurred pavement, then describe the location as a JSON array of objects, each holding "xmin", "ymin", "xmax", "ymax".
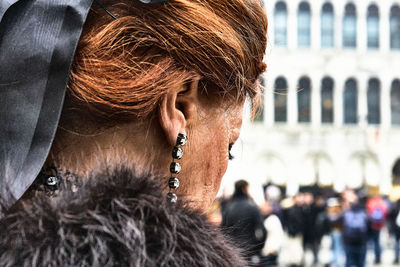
[{"xmin": 279, "ymin": 228, "xmax": 398, "ymax": 267}]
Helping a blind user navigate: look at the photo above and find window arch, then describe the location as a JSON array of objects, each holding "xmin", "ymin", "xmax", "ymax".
[
  {"xmin": 298, "ymin": 2, "xmax": 311, "ymax": 47},
  {"xmin": 391, "ymin": 79, "xmax": 400, "ymax": 125},
  {"xmin": 321, "ymin": 77, "xmax": 334, "ymax": 123},
  {"xmin": 274, "ymin": 1, "xmax": 288, "ymax": 47},
  {"xmin": 343, "ymin": 78, "xmax": 358, "ymax": 124},
  {"xmin": 298, "ymin": 76, "xmax": 311, "ymax": 122},
  {"xmin": 367, "ymin": 4, "xmax": 379, "ymax": 49},
  {"xmin": 391, "ymin": 5, "xmax": 400, "ymax": 50},
  {"xmin": 321, "ymin": 3, "xmax": 334, "ymax": 48},
  {"xmin": 367, "ymin": 78, "xmax": 381, "ymax": 124},
  {"xmin": 343, "ymin": 3, "xmax": 357, "ymax": 48},
  {"xmin": 274, "ymin": 77, "xmax": 288, "ymax": 122}
]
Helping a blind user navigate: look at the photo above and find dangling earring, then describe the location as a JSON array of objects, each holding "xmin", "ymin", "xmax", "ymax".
[{"xmin": 167, "ymin": 133, "xmax": 187, "ymax": 203}]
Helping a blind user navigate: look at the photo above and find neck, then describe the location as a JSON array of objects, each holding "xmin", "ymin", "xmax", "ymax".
[{"xmin": 46, "ymin": 120, "xmax": 170, "ymax": 180}]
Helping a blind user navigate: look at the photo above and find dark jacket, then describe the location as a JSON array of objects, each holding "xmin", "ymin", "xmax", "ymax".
[
  {"xmin": 283, "ymin": 204, "xmax": 303, "ymax": 237},
  {"xmin": 302, "ymin": 203, "xmax": 325, "ymax": 244},
  {"xmin": 389, "ymin": 199, "xmax": 400, "ymax": 235},
  {"xmin": 221, "ymin": 195, "xmax": 266, "ymax": 258},
  {"xmin": 342, "ymin": 203, "xmax": 369, "ymax": 246},
  {"xmin": 0, "ymin": 168, "xmax": 247, "ymax": 267}
]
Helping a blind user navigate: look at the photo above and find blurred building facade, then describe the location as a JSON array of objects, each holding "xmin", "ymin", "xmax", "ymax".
[{"xmin": 223, "ymin": 0, "xmax": 400, "ymax": 199}]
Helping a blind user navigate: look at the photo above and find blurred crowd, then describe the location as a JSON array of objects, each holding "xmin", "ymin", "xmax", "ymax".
[{"xmin": 208, "ymin": 180, "xmax": 400, "ymax": 267}]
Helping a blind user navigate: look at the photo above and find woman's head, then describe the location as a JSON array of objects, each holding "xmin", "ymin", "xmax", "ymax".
[{"xmin": 49, "ymin": 0, "xmax": 267, "ymax": 209}]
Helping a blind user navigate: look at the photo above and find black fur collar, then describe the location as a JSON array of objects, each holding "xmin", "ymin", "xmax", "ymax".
[{"xmin": 0, "ymin": 167, "xmax": 247, "ymax": 266}]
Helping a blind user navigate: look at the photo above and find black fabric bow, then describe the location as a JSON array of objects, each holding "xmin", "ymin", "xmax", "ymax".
[
  {"xmin": 0, "ymin": 0, "xmax": 169, "ymax": 215},
  {"xmin": 0, "ymin": 0, "xmax": 94, "ymax": 213}
]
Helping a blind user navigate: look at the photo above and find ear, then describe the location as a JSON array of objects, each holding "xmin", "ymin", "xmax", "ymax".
[{"xmin": 159, "ymin": 74, "xmax": 200, "ymax": 146}]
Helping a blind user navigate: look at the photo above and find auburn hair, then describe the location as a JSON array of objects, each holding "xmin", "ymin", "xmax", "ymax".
[{"xmin": 67, "ymin": 0, "xmax": 267, "ymax": 122}]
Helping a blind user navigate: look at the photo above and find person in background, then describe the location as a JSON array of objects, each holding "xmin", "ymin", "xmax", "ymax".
[
  {"xmin": 314, "ymin": 195, "xmax": 329, "ymax": 254},
  {"xmin": 389, "ymin": 198, "xmax": 400, "ymax": 264},
  {"xmin": 259, "ymin": 200, "xmax": 284, "ymax": 266},
  {"xmin": 301, "ymin": 192, "xmax": 322, "ymax": 265},
  {"xmin": 366, "ymin": 195, "xmax": 388, "ymax": 264},
  {"xmin": 326, "ymin": 197, "xmax": 345, "ymax": 267},
  {"xmin": 265, "ymin": 185, "xmax": 283, "ymax": 222},
  {"xmin": 221, "ymin": 180, "xmax": 266, "ymax": 265},
  {"xmin": 341, "ymin": 189, "xmax": 368, "ymax": 267},
  {"xmin": 218, "ymin": 187, "xmax": 231, "ymax": 218},
  {"xmin": 282, "ymin": 193, "xmax": 304, "ymax": 267}
]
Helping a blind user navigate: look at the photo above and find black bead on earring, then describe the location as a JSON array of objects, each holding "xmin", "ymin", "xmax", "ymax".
[{"xmin": 167, "ymin": 133, "xmax": 187, "ymax": 203}]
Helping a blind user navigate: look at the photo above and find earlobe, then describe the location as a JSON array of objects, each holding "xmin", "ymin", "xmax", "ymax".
[{"xmin": 159, "ymin": 75, "xmax": 200, "ymax": 146}]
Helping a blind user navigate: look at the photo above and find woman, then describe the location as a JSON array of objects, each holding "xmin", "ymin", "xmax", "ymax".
[
  {"xmin": 0, "ymin": 0, "xmax": 267, "ymax": 266},
  {"xmin": 260, "ymin": 200, "xmax": 284, "ymax": 266}
]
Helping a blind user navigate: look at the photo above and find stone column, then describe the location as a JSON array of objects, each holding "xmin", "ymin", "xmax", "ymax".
[
  {"xmin": 311, "ymin": 74, "xmax": 321, "ymax": 128},
  {"xmin": 334, "ymin": 77, "xmax": 345, "ymax": 127},
  {"xmin": 380, "ymin": 77, "xmax": 391, "ymax": 129},
  {"xmin": 287, "ymin": 0, "xmax": 298, "ymax": 50},
  {"xmin": 335, "ymin": 2, "xmax": 344, "ymax": 49},
  {"xmin": 358, "ymin": 74, "xmax": 368, "ymax": 127},
  {"xmin": 288, "ymin": 75, "xmax": 298, "ymax": 126},
  {"xmin": 357, "ymin": 2, "xmax": 367, "ymax": 53},
  {"xmin": 311, "ymin": 2, "xmax": 321, "ymax": 51},
  {"xmin": 380, "ymin": 2, "xmax": 390, "ymax": 53},
  {"xmin": 379, "ymin": 152, "xmax": 394, "ymax": 195}
]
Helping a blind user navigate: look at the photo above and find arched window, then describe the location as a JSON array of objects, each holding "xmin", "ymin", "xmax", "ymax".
[
  {"xmin": 367, "ymin": 78, "xmax": 381, "ymax": 124},
  {"xmin": 298, "ymin": 2, "xmax": 311, "ymax": 47},
  {"xmin": 254, "ymin": 77, "xmax": 265, "ymax": 122},
  {"xmin": 367, "ymin": 4, "xmax": 379, "ymax": 49},
  {"xmin": 343, "ymin": 3, "xmax": 357, "ymax": 48},
  {"xmin": 274, "ymin": 2, "xmax": 288, "ymax": 47},
  {"xmin": 390, "ymin": 5, "xmax": 400, "ymax": 50},
  {"xmin": 298, "ymin": 76, "xmax": 311, "ymax": 122},
  {"xmin": 321, "ymin": 77, "xmax": 334, "ymax": 123},
  {"xmin": 321, "ymin": 3, "xmax": 334, "ymax": 48},
  {"xmin": 343, "ymin": 78, "xmax": 358, "ymax": 124},
  {"xmin": 274, "ymin": 77, "xmax": 288, "ymax": 122},
  {"xmin": 391, "ymin": 79, "xmax": 400, "ymax": 125}
]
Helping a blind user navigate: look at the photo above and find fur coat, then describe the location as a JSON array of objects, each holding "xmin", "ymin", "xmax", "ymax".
[{"xmin": 0, "ymin": 168, "xmax": 247, "ymax": 267}]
